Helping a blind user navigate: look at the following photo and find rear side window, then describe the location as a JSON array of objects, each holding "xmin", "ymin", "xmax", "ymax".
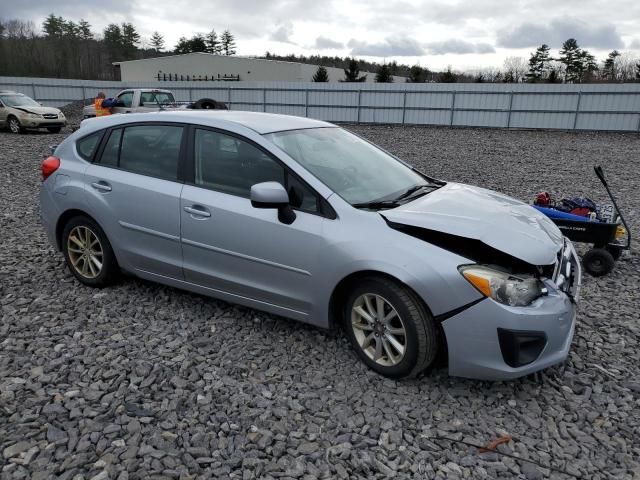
[
  {"xmin": 97, "ymin": 125, "xmax": 183, "ymax": 181},
  {"xmin": 76, "ymin": 131, "xmax": 103, "ymax": 161}
]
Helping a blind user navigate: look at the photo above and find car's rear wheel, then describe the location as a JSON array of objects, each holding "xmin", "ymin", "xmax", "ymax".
[
  {"xmin": 8, "ymin": 116, "xmax": 23, "ymax": 134},
  {"xmin": 47, "ymin": 126, "xmax": 62, "ymax": 133},
  {"xmin": 62, "ymin": 216, "xmax": 119, "ymax": 287},
  {"xmin": 344, "ymin": 277, "xmax": 439, "ymax": 378}
]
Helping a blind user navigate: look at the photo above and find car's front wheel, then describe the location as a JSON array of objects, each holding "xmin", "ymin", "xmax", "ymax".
[
  {"xmin": 62, "ymin": 216, "xmax": 119, "ymax": 287},
  {"xmin": 344, "ymin": 276, "xmax": 439, "ymax": 378},
  {"xmin": 7, "ymin": 116, "xmax": 23, "ymax": 134}
]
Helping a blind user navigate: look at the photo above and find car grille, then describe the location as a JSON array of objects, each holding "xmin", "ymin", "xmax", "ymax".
[
  {"xmin": 552, "ymin": 239, "xmax": 582, "ymax": 301},
  {"xmin": 43, "ymin": 114, "xmax": 58, "ymax": 119}
]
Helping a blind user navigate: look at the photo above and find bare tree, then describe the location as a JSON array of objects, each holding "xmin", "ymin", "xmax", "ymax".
[{"xmin": 503, "ymin": 57, "xmax": 527, "ymax": 83}]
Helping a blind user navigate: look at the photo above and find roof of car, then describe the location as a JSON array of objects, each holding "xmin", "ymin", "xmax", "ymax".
[{"xmin": 83, "ymin": 110, "xmax": 334, "ymax": 134}]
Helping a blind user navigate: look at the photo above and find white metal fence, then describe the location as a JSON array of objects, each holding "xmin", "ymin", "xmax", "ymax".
[{"xmin": 2, "ymin": 76, "xmax": 640, "ymax": 131}]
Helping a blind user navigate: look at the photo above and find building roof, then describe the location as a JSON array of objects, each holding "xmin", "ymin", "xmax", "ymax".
[
  {"xmin": 81, "ymin": 110, "xmax": 333, "ymax": 134},
  {"xmin": 113, "ymin": 52, "xmax": 320, "ymax": 68}
]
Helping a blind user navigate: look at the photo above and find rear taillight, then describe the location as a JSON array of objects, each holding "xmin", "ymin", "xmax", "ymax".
[{"xmin": 42, "ymin": 156, "xmax": 60, "ymax": 181}]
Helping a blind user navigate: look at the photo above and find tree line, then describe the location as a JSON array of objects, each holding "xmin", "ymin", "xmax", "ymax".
[
  {"xmin": 0, "ymin": 14, "xmax": 239, "ymax": 79},
  {"xmin": 1, "ymin": 15, "xmax": 638, "ymax": 83}
]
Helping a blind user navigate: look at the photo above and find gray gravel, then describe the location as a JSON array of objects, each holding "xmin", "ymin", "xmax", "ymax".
[{"xmin": 1, "ymin": 125, "xmax": 639, "ymax": 479}]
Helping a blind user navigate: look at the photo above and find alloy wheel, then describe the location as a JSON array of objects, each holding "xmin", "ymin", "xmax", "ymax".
[
  {"xmin": 67, "ymin": 226, "xmax": 104, "ymax": 279},
  {"xmin": 9, "ymin": 118, "xmax": 21, "ymax": 134},
  {"xmin": 351, "ymin": 293, "xmax": 407, "ymax": 366}
]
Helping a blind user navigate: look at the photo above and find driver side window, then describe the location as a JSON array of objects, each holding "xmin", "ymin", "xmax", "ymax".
[{"xmin": 117, "ymin": 92, "xmax": 133, "ymax": 108}]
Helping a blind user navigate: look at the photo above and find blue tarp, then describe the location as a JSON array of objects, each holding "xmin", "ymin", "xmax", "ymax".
[{"xmin": 533, "ymin": 206, "xmax": 594, "ymax": 222}]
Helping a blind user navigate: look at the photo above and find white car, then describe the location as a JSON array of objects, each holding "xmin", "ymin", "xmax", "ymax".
[{"xmin": 0, "ymin": 91, "xmax": 67, "ymax": 133}]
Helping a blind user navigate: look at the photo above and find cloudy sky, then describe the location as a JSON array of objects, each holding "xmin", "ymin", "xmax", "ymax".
[{"xmin": 4, "ymin": 0, "xmax": 640, "ymax": 70}]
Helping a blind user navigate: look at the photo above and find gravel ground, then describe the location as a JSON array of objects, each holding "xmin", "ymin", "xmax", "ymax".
[{"xmin": 1, "ymin": 125, "xmax": 639, "ymax": 480}]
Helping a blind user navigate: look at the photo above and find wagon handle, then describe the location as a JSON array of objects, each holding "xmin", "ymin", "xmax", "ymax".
[{"xmin": 593, "ymin": 165, "xmax": 631, "ymax": 250}]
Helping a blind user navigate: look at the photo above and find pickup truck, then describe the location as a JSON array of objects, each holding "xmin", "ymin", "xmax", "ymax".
[{"xmin": 82, "ymin": 88, "xmax": 225, "ymax": 118}]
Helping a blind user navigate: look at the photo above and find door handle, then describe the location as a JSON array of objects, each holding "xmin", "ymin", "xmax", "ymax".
[
  {"xmin": 184, "ymin": 205, "xmax": 211, "ymax": 217},
  {"xmin": 91, "ymin": 181, "xmax": 112, "ymax": 192}
]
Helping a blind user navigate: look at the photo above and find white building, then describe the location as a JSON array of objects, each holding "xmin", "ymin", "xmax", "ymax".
[{"xmin": 114, "ymin": 53, "xmax": 405, "ymax": 83}]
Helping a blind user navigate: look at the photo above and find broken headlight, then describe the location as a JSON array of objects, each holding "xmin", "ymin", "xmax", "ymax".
[{"xmin": 459, "ymin": 265, "xmax": 547, "ymax": 307}]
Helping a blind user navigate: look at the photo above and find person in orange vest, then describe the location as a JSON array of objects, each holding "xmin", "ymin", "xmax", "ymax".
[{"xmin": 94, "ymin": 92, "xmax": 116, "ymax": 117}]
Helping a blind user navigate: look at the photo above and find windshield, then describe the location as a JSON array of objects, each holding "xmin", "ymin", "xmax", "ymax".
[
  {"xmin": 265, "ymin": 127, "xmax": 431, "ymax": 205},
  {"xmin": 0, "ymin": 94, "xmax": 40, "ymax": 107}
]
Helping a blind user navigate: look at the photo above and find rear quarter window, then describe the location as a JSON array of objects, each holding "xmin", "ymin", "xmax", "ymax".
[{"xmin": 76, "ymin": 130, "xmax": 103, "ymax": 161}]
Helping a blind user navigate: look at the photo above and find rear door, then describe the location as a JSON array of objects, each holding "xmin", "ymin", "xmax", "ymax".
[
  {"xmin": 84, "ymin": 123, "xmax": 186, "ymax": 278},
  {"xmin": 180, "ymin": 127, "xmax": 328, "ymax": 317}
]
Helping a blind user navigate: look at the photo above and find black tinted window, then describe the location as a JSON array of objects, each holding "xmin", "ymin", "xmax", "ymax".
[
  {"xmin": 76, "ymin": 131, "xmax": 102, "ymax": 161},
  {"xmin": 118, "ymin": 125, "xmax": 183, "ymax": 180},
  {"xmin": 194, "ymin": 129, "xmax": 284, "ymax": 197},
  {"xmin": 288, "ymin": 174, "xmax": 319, "ymax": 212},
  {"xmin": 100, "ymin": 129, "xmax": 121, "ymax": 167},
  {"xmin": 117, "ymin": 92, "xmax": 133, "ymax": 107}
]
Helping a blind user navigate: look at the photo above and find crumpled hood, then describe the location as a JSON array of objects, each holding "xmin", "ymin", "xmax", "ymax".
[
  {"xmin": 13, "ymin": 106, "xmax": 63, "ymax": 116},
  {"xmin": 382, "ymin": 182, "xmax": 564, "ymax": 265}
]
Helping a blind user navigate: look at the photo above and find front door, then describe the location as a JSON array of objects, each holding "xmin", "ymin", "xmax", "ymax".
[
  {"xmin": 180, "ymin": 128, "xmax": 327, "ymax": 317},
  {"xmin": 84, "ymin": 123, "xmax": 185, "ymax": 278}
]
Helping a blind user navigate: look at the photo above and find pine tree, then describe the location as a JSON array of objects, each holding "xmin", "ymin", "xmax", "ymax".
[
  {"xmin": 312, "ymin": 65, "xmax": 329, "ymax": 82},
  {"xmin": 175, "ymin": 37, "xmax": 190, "ymax": 54},
  {"xmin": 636, "ymin": 63, "xmax": 640, "ymax": 80},
  {"xmin": 526, "ymin": 44, "xmax": 551, "ymax": 82},
  {"xmin": 120, "ymin": 23, "xmax": 140, "ymax": 59},
  {"xmin": 559, "ymin": 38, "xmax": 583, "ymax": 83},
  {"xmin": 440, "ymin": 67, "xmax": 457, "ymax": 83},
  {"xmin": 77, "ymin": 20, "xmax": 93, "ymax": 40},
  {"xmin": 221, "ymin": 30, "xmax": 236, "ymax": 55},
  {"xmin": 103, "ymin": 24, "xmax": 122, "ymax": 50},
  {"xmin": 43, "ymin": 14, "xmax": 65, "ymax": 37},
  {"xmin": 409, "ymin": 65, "xmax": 425, "ymax": 82},
  {"xmin": 343, "ymin": 58, "xmax": 367, "ymax": 82},
  {"xmin": 375, "ymin": 64, "xmax": 393, "ymax": 82},
  {"xmin": 205, "ymin": 30, "xmax": 222, "ymax": 54},
  {"xmin": 602, "ymin": 50, "xmax": 620, "ymax": 81},
  {"xmin": 150, "ymin": 31, "xmax": 165, "ymax": 52},
  {"xmin": 188, "ymin": 34, "xmax": 207, "ymax": 52}
]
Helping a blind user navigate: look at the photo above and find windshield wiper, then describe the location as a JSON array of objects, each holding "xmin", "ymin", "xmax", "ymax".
[
  {"xmin": 393, "ymin": 183, "xmax": 437, "ymax": 202},
  {"xmin": 352, "ymin": 199, "xmax": 402, "ymax": 210}
]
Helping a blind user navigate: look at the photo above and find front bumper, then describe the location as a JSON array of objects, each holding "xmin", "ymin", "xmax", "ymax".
[
  {"xmin": 21, "ymin": 116, "xmax": 66, "ymax": 128},
  {"xmin": 443, "ymin": 238, "xmax": 581, "ymax": 380}
]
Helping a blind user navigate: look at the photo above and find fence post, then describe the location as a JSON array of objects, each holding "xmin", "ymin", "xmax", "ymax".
[
  {"xmin": 189, "ymin": 88, "xmax": 193, "ymax": 102},
  {"xmin": 263, "ymin": 88, "xmax": 267, "ymax": 112},
  {"xmin": 401, "ymin": 91, "xmax": 407, "ymax": 125},
  {"xmin": 31, "ymin": 83, "xmax": 37, "ymax": 101},
  {"xmin": 81, "ymin": 86, "xmax": 86, "ymax": 102},
  {"xmin": 228, "ymin": 86, "xmax": 232, "ymax": 110},
  {"xmin": 305, "ymin": 88, "xmax": 309, "ymax": 118},
  {"xmin": 357, "ymin": 89, "xmax": 362, "ymax": 124},
  {"xmin": 573, "ymin": 91, "xmax": 582, "ymax": 130},
  {"xmin": 449, "ymin": 91, "xmax": 456, "ymax": 127},
  {"xmin": 506, "ymin": 91, "xmax": 514, "ymax": 128}
]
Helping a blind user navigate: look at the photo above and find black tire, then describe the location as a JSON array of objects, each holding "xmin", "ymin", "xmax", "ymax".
[
  {"xmin": 47, "ymin": 126, "xmax": 62, "ymax": 133},
  {"xmin": 582, "ymin": 248, "xmax": 615, "ymax": 277},
  {"xmin": 62, "ymin": 216, "xmax": 120, "ymax": 287},
  {"xmin": 606, "ymin": 244, "xmax": 623, "ymax": 260},
  {"xmin": 7, "ymin": 116, "xmax": 24, "ymax": 134},
  {"xmin": 343, "ymin": 276, "xmax": 439, "ymax": 378},
  {"xmin": 193, "ymin": 98, "xmax": 218, "ymax": 110}
]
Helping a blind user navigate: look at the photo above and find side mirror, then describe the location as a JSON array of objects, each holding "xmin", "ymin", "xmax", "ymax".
[{"xmin": 250, "ymin": 182, "xmax": 296, "ymax": 224}]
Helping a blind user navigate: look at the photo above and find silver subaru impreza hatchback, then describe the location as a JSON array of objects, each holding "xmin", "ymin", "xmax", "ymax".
[{"xmin": 40, "ymin": 111, "xmax": 581, "ymax": 380}]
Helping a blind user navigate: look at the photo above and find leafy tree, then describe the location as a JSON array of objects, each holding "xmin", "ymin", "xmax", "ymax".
[
  {"xmin": 440, "ymin": 66, "xmax": 457, "ymax": 83},
  {"xmin": 175, "ymin": 37, "xmax": 190, "ymax": 54},
  {"xmin": 375, "ymin": 63, "xmax": 393, "ymax": 82},
  {"xmin": 205, "ymin": 29, "xmax": 222, "ymax": 54},
  {"xmin": 42, "ymin": 14, "xmax": 64, "ymax": 37},
  {"xmin": 602, "ymin": 50, "xmax": 621, "ymax": 81},
  {"xmin": 221, "ymin": 30, "xmax": 236, "ymax": 55},
  {"xmin": 150, "ymin": 31, "xmax": 165, "ymax": 52},
  {"xmin": 78, "ymin": 20, "xmax": 93, "ymax": 40},
  {"xmin": 343, "ymin": 58, "xmax": 367, "ymax": 82},
  {"xmin": 408, "ymin": 65, "xmax": 426, "ymax": 82},
  {"xmin": 526, "ymin": 44, "xmax": 551, "ymax": 82},
  {"xmin": 312, "ymin": 65, "xmax": 329, "ymax": 82},
  {"xmin": 474, "ymin": 72, "xmax": 485, "ymax": 83}
]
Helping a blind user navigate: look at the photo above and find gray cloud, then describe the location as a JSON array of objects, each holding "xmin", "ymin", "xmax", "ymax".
[
  {"xmin": 270, "ymin": 23, "xmax": 295, "ymax": 44},
  {"xmin": 426, "ymin": 39, "xmax": 496, "ymax": 55},
  {"xmin": 348, "ymin": 37, "xmax": 425, "ymax": 56},
  {"xmin": 497, "ymin": 17, "xmax": 624, "ymax": 49},
  {"xmin": 628, "ymin": 38, "xmax": 640, "ymax": 50},
  {"xmin": 314, "ymin": 36, "xmax": 344, "ymax": 49}
]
